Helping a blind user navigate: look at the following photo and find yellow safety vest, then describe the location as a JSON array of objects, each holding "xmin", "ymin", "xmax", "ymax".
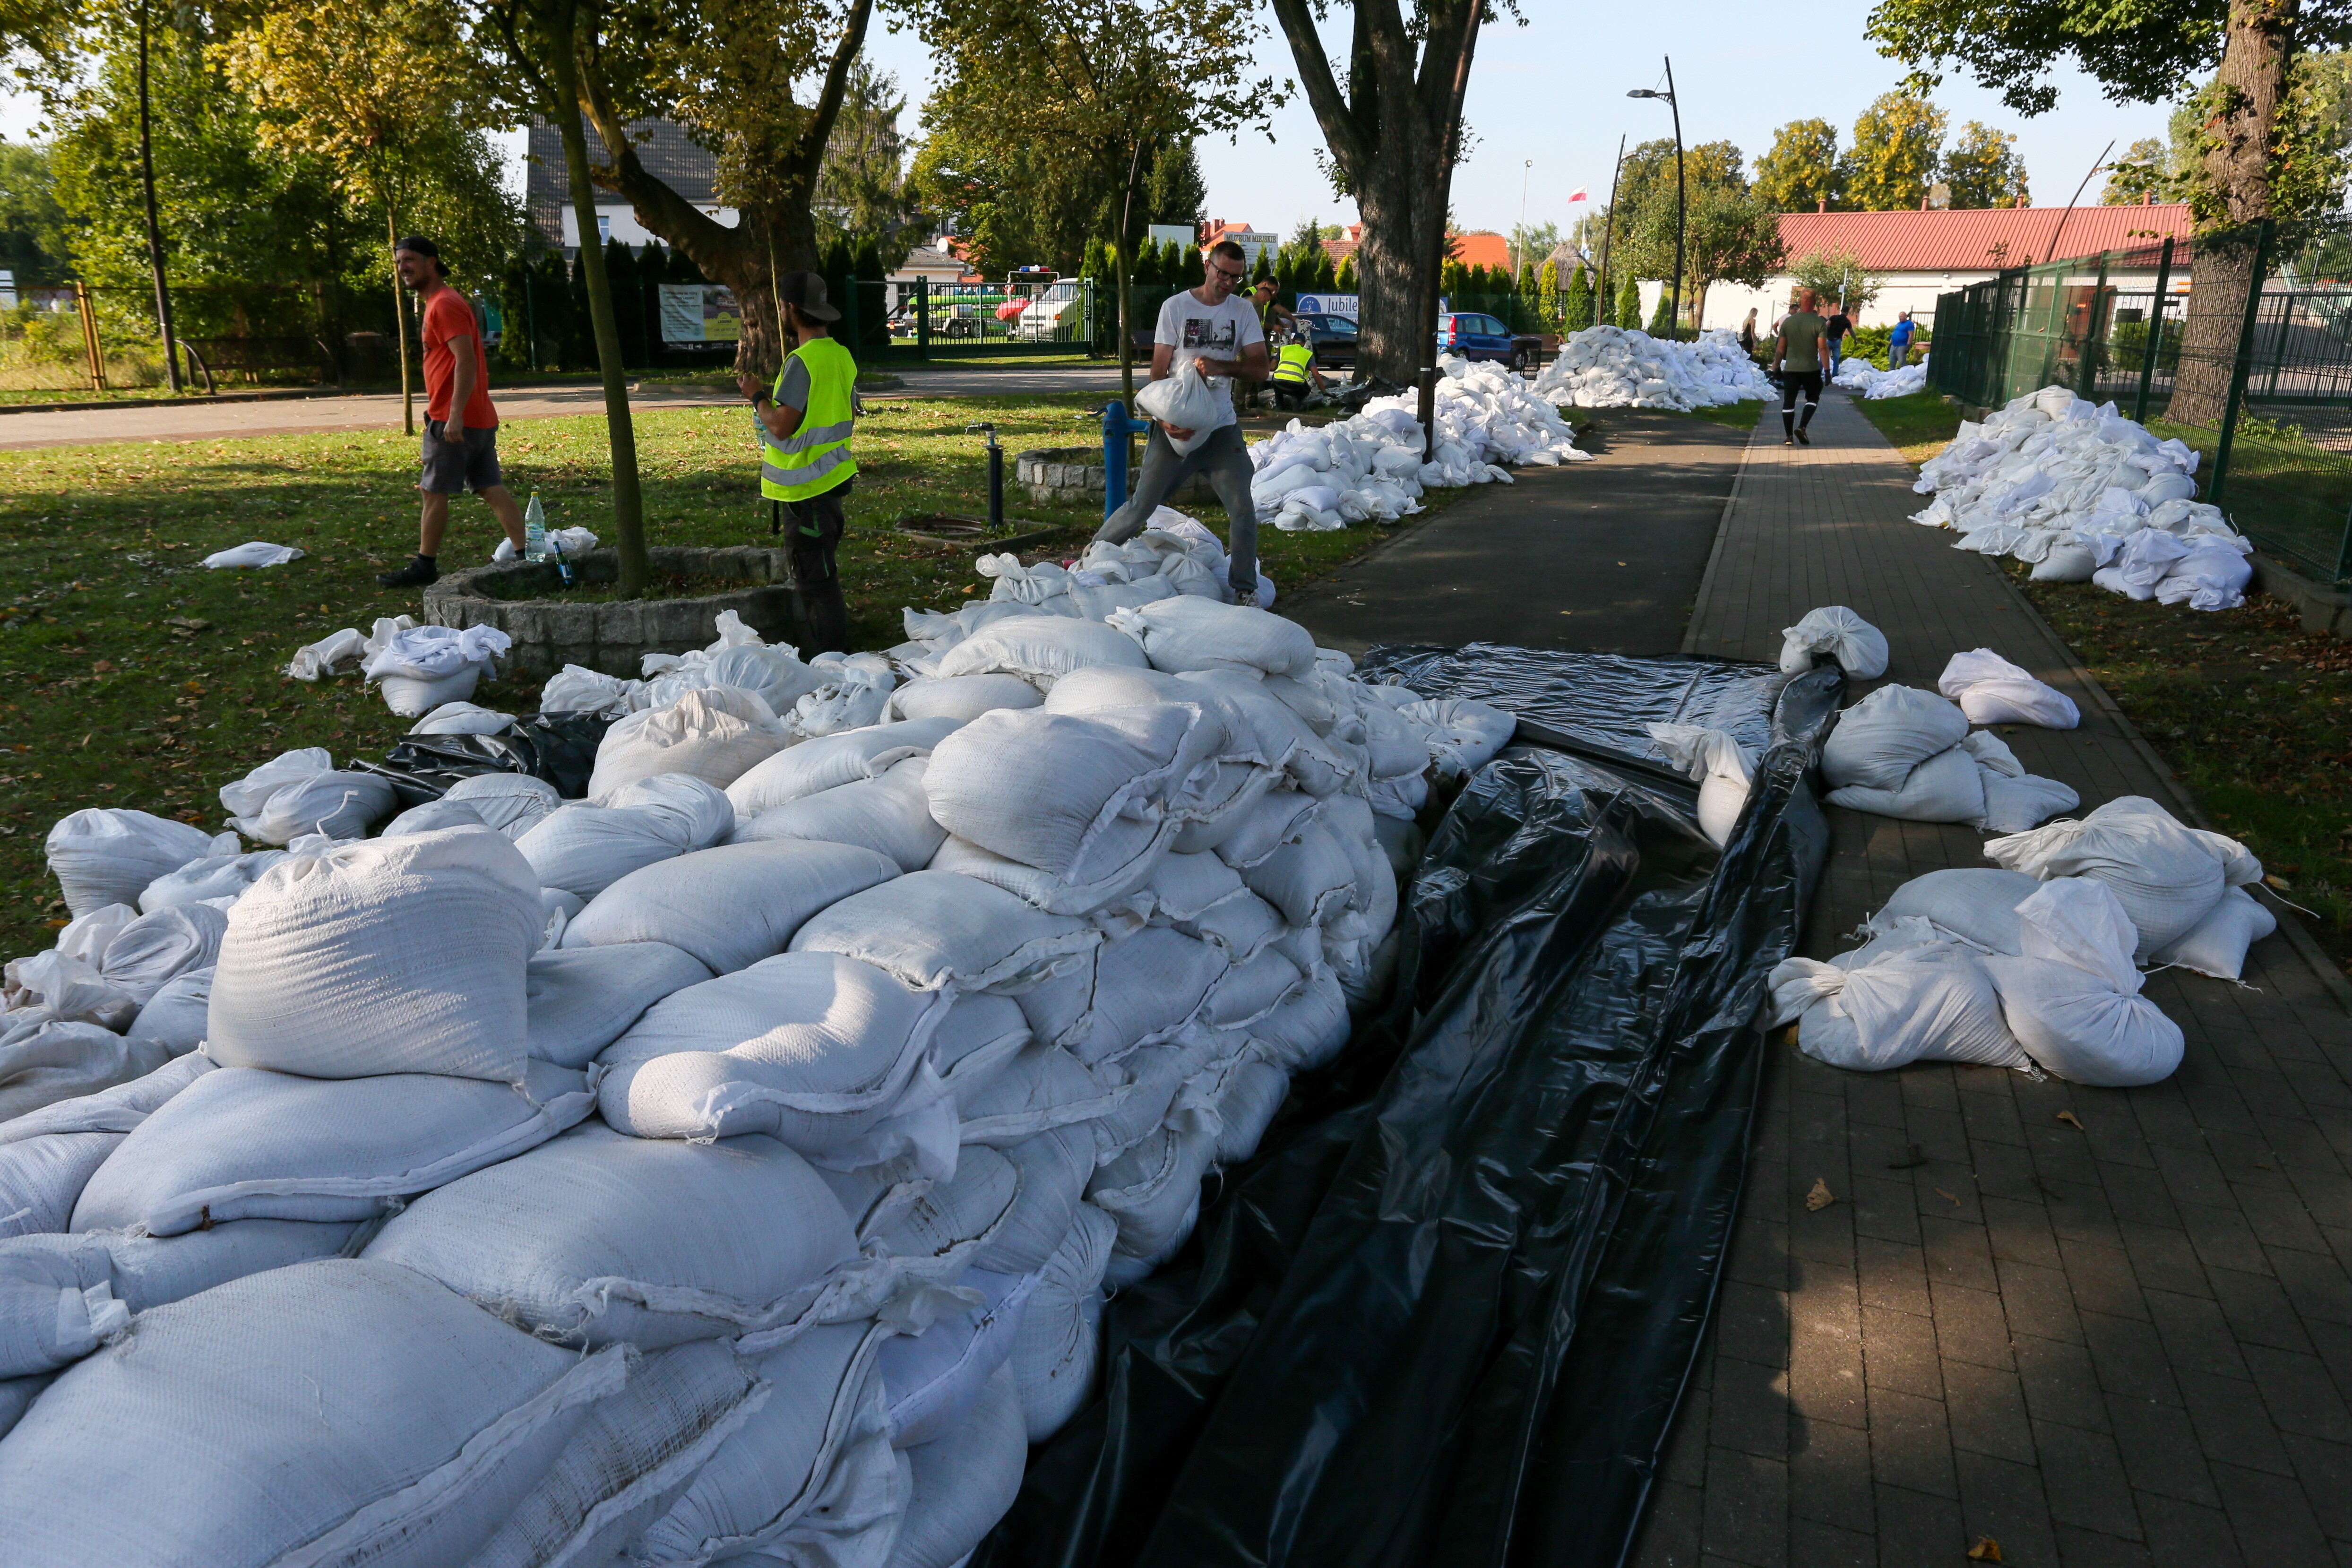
[
  {"xmin": 758, "ymin": 336, "xmax": 859, "ymax": 503},
  {"xmin": 1271, "ymin": 342, "xmax": 1315, "ymax": 387}
]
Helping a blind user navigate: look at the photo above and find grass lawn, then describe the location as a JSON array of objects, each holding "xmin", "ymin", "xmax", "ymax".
[
  {"xmin": 0, "ymin": 392, "xmax": 1450, "ymax": 956},
  {"xmin": 1674, "ymin": 398, "xmax": 1767, "ymax": 431},
  {"xmin": 1851, "ymin": 390, "xmax": 2351, "ymax": 973}
]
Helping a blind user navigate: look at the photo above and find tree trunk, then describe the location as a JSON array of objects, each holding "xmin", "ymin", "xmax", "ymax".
[
  {"xmin": 2165, "ymin": 0, "xmax": 2293, "ymax": 426},
  {"xmin": 548, "ymin": 16, "xmax": 651, "ymax": 597},
  {"xmin": 135, "ymin": 0, "xmax": 181, "ymax": 395}
]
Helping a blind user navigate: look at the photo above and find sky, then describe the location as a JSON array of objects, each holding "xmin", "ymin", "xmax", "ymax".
[{"xmin": 1, "ymin": 1, "xmax": 2187, "ymax": 244}]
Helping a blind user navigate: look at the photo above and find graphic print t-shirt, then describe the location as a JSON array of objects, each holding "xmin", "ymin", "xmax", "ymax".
[{"xmin": 1154, "ymin": 290, "xmax": 1265, "ymax": 432}]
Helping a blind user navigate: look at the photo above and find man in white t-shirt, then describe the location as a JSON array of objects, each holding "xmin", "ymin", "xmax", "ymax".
[{"xmin": 1093, "ymin": 238, "xmax": 1271, "ymax": 603}]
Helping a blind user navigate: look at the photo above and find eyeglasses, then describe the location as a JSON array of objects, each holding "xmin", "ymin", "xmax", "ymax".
[{"xmin": 1209, "ymin": 263, "xmax": 1246, "ymax": 281}]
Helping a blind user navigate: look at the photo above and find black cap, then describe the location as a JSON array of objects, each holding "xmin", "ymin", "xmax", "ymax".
[
  {"xmin": 778, "ymin": 270, "xmax": 841, "ymax": 322},
  {"xmin": 395, "ymin": 235, "xmax": 446, "ymax": 276}
]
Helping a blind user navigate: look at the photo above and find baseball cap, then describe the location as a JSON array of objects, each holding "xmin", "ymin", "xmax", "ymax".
[{"xmin": 778, "ymin": 271, "xmax": 841, "ymax": 322}]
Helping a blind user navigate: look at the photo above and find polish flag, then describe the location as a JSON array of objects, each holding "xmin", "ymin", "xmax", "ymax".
[{"xmin": 1567, "ymin": 188, "xmax": 1590, "ymax": 202}]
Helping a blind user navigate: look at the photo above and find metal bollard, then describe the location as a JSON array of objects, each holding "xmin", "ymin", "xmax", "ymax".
[
  {"xmin": 1101, "ymin": 398, "xmax": 1150, "ymax": 520},
  {"xmin": 967, "ymin": 421, "xmax": 1003, "ymax": 531}
]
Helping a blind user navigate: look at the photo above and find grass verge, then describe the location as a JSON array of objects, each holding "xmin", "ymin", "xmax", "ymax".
[
  {"xmin": 1851, "ymin": 389, "xmax": 2351, "ymax": 973},
  {"xmin": 1673, "ymin": 398, "xmax": 1766, "ymax": 431},
  {"xmin": 0, "ymin": 392, "xmax": 1447, "ymax": 955}
]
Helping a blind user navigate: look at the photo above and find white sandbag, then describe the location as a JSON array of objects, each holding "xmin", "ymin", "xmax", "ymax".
[
  {"xmin": 2149, "ymin": 885, "xmax": 2275, "ymax": 981},
  {"xmin": 1211, "ymin": 788, "xmax": 1321, "ymax": 870},
  {"xmin": 286, "ymin": 624, "xmax": 367, "ymax": 681},
  {"xmin": 1822, "ymin": 686, "xmax": 1972, "ymax": 790},
  {"xmin": 2030, "ymin": 541, "xmax": 2099, "ymax": 582},
  {"xmin": 1405, "ymin": 697, "xmax": 1515, "ymax": 784},
  {"xmin": 0, "ymin": 1372, "xmax": 50, "ymax": 1438},
  {"xmin": 633, "ymin": 1320, "xmax": 904, "ymax": 1568},
  {"xmin": 1870, "ymin": 868, "xmax": 2041, "ymax": 952},
  {"xmin": 43, "ymin": 810, "xmax": 216, "ymax": 920},
  {"xmin": 93, "ymin": 903, "xmax": 224, "ymax": 1010},
  {"xmin": 1978, "ymin": 766, "xmax": 2082, "ymax": 835},
  {"xmin": 0, "ymin": 1258, "xmax": 629, "ymax": 1568},
  {"xmin": 1983, "ymin": 879, "xmax": 2184, "ymax": 1086},
  {"xmin": 893, "ymin": 1365, "xmax": 1027, "ymax": 1568},
  {"xmin": 929, "ymin": 823, "xmax": 1171, "ymax": 918},
  {"xmin": 1091, "ymin": 1026, "xmax": 1228, "ymax": 1155},
  {"xmin": 1779, "ymin": 606, "xmax": 1889, "ymax": 678},
  {"xmin": 0, "ymin": 1023, "xmax": 173, "ymax": 1127},
  {"xmin": 136, "ymin": 846, "xmax": 284, "ymax": 912},
  {"xmin": 935, "ymin": 616, "xmax": 1152, "ymax": 686},
  {"xmin": 1246, "ymin": 964, "xmax": 1353, "ymax": 1072},
  {"xmin": 589, "ymin": 687, "xmax": 791, "ymax": 798},
  {"xmin": 409, "ymin": 700, "xmax": 515, "ymax": 736},
  {"xmin": 517, "ymin": 775, "xmax": 735, "ymax": 900},
  {"xmin": 1647, "ymin": 723, "xmax": 1755, "ymax": 846},
  {"xmin": 1208, "ymin": 1050, "xmax": 1290, "ymax": 1165},
  {"xmin": 366, "ymin": 1121, "xmax": 863, "ymax": 1348},
  {"xmin": 542, "ymin": 664, "xmax": 645, "ymax": 718},
  {"xmin": 217, "ymin": 747, "xmax": 399, "ymax": 844},
  {"xmin": 205, "ymin": 827, "xmax": 543, "ymax": 1083},
  {"xmin": 732, "ymin": 758, "xmax": 945, "ymax": 873},
  {"xmin": 1139, "ymin": 847, "xmax": 1251, "ymax": 926},
  {"xmin": 790, "ymin": 653, "xmax": 900, "ymax": 740},
  {"xmin": 1103, "ymin": 595, "xmax": 1316, "ymax": 677},
  {"xmin": 1239, "ymin": 821, "xmax": 1358, "ymax": 927},
  {"xmin": 645, "ymin": 642, "xmax": 829, "ymax": 720},
  {"xmin": 1206, "ymin": 946, "xmax": 1304, "ymax": 1031},
  {"xmin": 128, "ymin": 965, "xmax": 210, "ymax": 1055},
  {"xmin": 381, "ymin": 797, "xmax": 489, "ymax": 837},
  {"xmin": 1768, "ymin": 936, "xmax": 2032, "ymax": 1071},
  {"xmin": 1088, "ymin": 1112, "xmax": 1220, "ymax": 1271},
  {"xmin": 1007, "ymin": 1206, "xmax": 1113, "ymax": 1445},
  {"xmin": 1048, "ymin": 927, "xmax": 1231, "ymax": 1068},
  {"xmin": 1826, "ymin": 744, "xmax": 1987, "ymax": 825},
  {"xmin": 71, "ymin": 1060, "xmax": 593, "ymax": 1236},
  {"xmin": 200, "ymin": 539, "xmax": 302, "ymax": 568},
  {"xmin": 442, "ymin": 771, "xmax": 564, "ymax": 838},
  {"xmin": 727, "ymin": 717, "xmax": 967, "ymax": 818},
  {"xmin": 564, "ymin": 839, "xmax": 899, "ymax": 976},
  {"xmin": 0, "ymin": 1219, "xmax": 359, "ymax": 1377},
  {"xmin": 525, "ymin": 941, "xmax": 713, "ymax": 1069},
  {"xmin": 823, "ymin": 1143, "xmax": 1020, "ymax": 1292},
  {"xmin": 1937, "ymin": 648, "xmax": 2080, "ymax": 728},
  {"xmin": 792, "ymin": 871, "xmax": 1100, "ymax": 995},
  {"xmin": 362, "ymin": 623, "xmax": 510, "ymax": 716},
  {"xmin": 595, "ymin": 952, "xmax": 951, "ymax": 1161},
  {"xmin": 1984, "ymin": 794, "xmax": 2252, "ymax": 956},
  {"xmin": 0, "ymin": 1056, "xmax": 212, "ymax": 1238},
  {"xmin": 887, "ymin": 673, "xmax": 1044, "ymax": 724},
  {"xmin": 933, "ymin": 994, "xmax": 1033, "ymax": 1113},
  {"xmin": 468, "ymin": 1339, "xmax": 766, "ymax": 1568},
  {"xmin": 880, "ymin": 1267, "xmax": 1035, "ymax": 1447}
]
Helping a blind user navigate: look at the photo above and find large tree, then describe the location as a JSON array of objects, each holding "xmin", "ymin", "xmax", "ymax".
[
  {"xmin": 1755, "ymin": 117, "xmax": 1844, "ymax": 211},
  {"xmin": 1266, "ymin": 0, "xmax": 1508, "ymax": 381},
  {"xmin": 1629, "ymin": 180, "xmax": 1783, "ymax": 328},
  {"xmin": 813, "ymin": 60, "xmax": 924, "ymax": 271},
  {"xmin": 2102, "ymin": 136, "xmax": 2174, "ymax": 202},
  {"xmin": 1604, "ymin": 137, "xmax": 1749, "ymax": 326},
  {"xmin": 915, "ymin": 0, "xmax": 1268, "ymax": 400},
  {"xmin": 1866, "ymin": 0, "xmax": 2352, "ymax": 420},
  {"xmin": 1942, "ymin": 120, "xmax": 2029, "ymax": 207},
  {"xmin": 1844, "ymin": 90, "xmax": 1947, "ymax": 209}
]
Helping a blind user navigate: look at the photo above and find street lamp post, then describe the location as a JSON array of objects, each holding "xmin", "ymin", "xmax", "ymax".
[
  {"xmin": 1515, "ymin": 159, "xmax": 1534, "ymax": 276},
  {"xmin": 1627, "ymin": 56, "xmax": 1684, "ymax": 339}
]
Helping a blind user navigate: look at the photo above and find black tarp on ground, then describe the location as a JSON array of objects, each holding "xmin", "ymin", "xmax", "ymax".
[{"xmin": 977, "ymin": 649, "xmax": 1838, "ymax": 1568}]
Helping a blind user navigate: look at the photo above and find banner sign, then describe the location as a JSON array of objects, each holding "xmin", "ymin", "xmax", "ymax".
[{"xmin": 659, "ymin": 284, "xmax": 741, "ymax": 344}]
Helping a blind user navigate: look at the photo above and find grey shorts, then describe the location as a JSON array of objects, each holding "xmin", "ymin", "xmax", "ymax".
[{"xmin": 420, "ymin": 418, "xmax": 503, "ymax": 495}]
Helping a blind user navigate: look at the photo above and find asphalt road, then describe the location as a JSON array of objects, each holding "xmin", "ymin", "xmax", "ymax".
[
  {"xmin": 0, "ymin": 364, "xmax": 1129, "ymax": 450},
  {"xmin": 1282, "ymin": 409, "xmax": 1755, "ymax": 657}
]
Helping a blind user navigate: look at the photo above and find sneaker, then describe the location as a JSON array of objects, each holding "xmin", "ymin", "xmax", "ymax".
[
  {"xmin": 1795, "ymin": 428, "xmax": 1812, "ymax": 446},
  {"xmin": 1783, "ymin": 435, "xmax": 1796, "ymax": 446},
  {"xmin": 1234, "ymin": 589, "xmax": 1260, "ymax": 609},
  {"xmin": 377, "ymin": 556, "xmax": 439, "ymax": 588}
]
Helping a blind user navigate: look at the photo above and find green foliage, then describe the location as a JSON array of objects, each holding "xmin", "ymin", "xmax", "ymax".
[
  {"xmin": 1756, "ymin": 118, "xmax": 1843, "ymax": 212},
  {"xmin": 1943, "ymin": 121, "xmax": 2029, "ymax": 207},
  {"xmin": 2103, "ymin": 136, "xmax": 2173, "ymax": 204},
  {"xmin": 1615, "ymin": 273, "xmax": 1639, "ymax": 328},
  {"xmin": 0, "ymin": 141, "xmax": 72, "ymax": 283},
  {"xmin": 814, "ymin": 63, "xmax": 925, "ymax": 273},
  {"xmin": 1334, "ymin": 252, "xmax": 1356, "ymax": 291},
  {"xmin": 1507, "ymin": 220, "xmax": 1558, "ymax": 274},
  {"xmin": 2111, "ymin": 316, "xmax": 2185, "ymax": 373},
  {"xmin": 1844, "ymin": 91, "xmax": 1947, "ymax": 210},
  {"xmin": 1607, "ymin": 136, "xmax": 1749, "ymax": 285},
  {"xmin": 1789, "ymin": 246, "xmax": 1885, "ymax": 312},
  {"xmin": 1844, "ymin": 323, "xmax": 1893, "ymax": 369},
  {"xmin": 1646, "ymin": 286, "xmax": 1674, "ymax": 335},
  {"xmin": 1559, "ymin": 262, "xmax": 1591, "ymax": 331},
  {"xmin": 1864, "ymin": 0, "xmax": 2228, "ymax": 120}
]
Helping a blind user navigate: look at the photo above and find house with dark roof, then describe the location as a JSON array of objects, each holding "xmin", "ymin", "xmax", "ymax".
[
  {"xmin": 1677, "ymin": 204, "xmax": 2195, "ymax": 331},
  {"xmin": 525, "ymin": 119, "xmax": 735, "ymax": 251}
]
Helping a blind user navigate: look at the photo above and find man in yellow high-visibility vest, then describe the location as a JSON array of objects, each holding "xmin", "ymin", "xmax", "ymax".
[{"xmin": 738, "ymin": 272, "xmax": 858, "ymax": 653}]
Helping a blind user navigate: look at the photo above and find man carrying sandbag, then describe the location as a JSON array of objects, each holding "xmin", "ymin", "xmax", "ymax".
[
  {"xmin": 739, "ymin": 272, "xmax": 858, "ymax": 653},
  {"xmin": 1092, "ymin": 239, "xmax": 1270, "ymax": 605}
]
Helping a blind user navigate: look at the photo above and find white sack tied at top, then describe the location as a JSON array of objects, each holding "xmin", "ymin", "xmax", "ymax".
[
  {"xmin": 362, "ymin": 623, "xmax": 513, "ymax": 717},
  {"xmin": 1132, "ymin": 357, "xmax": 1227, "ymax": 456},
  {"xmin": 43, "ymin": 810, "xmax": 221, "ymax": 920},
  {"xmin": 1778, "ymin": 606, "xmax": 1890, "ymax": 680},
  {"xmin": 1767, "ymin": 920, "xmax": 2032, "ymax": 1073},
  {"xmin": 1983, "ymin": 794, "xmax": 2258, "ymax": 958},
  {"xmin": 1982, "ymin": 877, "xmax": 2185, "ymax": 1086},
  {"xmin": 586, "ymin": 684, "xmax": 791, "ymax": 797},
  {"xmin": 1646, "ymin": 723, "xmax": 1757, "ymax": 847},
  {"xmin": 1936, "ymin": 648, "xmax": 2080, "ymax": 729},
  {"xmin": 216, "ymin": 747, "xmax": 398, "ymax": 844}
]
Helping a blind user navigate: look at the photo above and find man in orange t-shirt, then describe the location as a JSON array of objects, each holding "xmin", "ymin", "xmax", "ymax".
[{"xmin": 378, "ymin": 235, "xmax": 527, "ymax": 589}]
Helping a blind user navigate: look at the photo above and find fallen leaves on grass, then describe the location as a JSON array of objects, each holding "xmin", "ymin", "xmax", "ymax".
[
  {"xmin": 1805, "ymin": 1178, "xmax": 1836, "ymax": 1211},
  {"xmin": 2057, "ymin": 1111, "xmax": 2085, "ymax": 1130}
]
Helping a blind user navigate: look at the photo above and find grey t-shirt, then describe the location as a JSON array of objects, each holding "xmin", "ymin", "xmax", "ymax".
[{"xmin": 773, "ymin": 356, "xmax": 812, "ymax": 413}]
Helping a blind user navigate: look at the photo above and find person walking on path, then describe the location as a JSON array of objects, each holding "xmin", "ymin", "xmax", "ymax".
[
  {"xmin": 376, "ymin": 236, "xmax": 526, "ymax": 588},
  {"xmin": 1092, "ymin": 239, "xmax": 1270, "ymax": 603},
  {"xmin": 1824, "ymin": 300, "xmax": 1853, "ymax": 373},
  {"xmin": 1775, "ymin": 288, "xmax": 1829, "ymax": 446},
  {"xmin": 738, "ymin": 272, "xmax": 859, "ymax": 653},
  {"xmin": 1889, "ymin": 310, "xmax": 1918, "ymax": 368},
  {"xmin": 1740, "ymin": 307, "xmax": 1759, "ymax": 356}
]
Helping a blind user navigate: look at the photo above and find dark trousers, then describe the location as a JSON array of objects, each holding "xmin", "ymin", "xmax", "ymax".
[
  {"xmin": 1781, "ymin": 372, "xmax": 1822, "ymax": 434},
  {"xmin": 772, "ymin": 476, "xmax": 852, "ymax": 655},
  {"xmin": 1093, "ymin": 423, "xmax": 1258, "ymax": 598}
]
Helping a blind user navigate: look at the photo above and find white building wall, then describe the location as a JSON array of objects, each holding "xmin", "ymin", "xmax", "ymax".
[
  {"xmin": 561, "ymin": 203, "xmax": 738, "ymax": 249},
  {"xmin": 1632, "ymin": 270, "xmax": 2183, "ymax": 336}
]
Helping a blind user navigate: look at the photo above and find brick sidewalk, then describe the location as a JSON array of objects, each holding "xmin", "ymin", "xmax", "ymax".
[{"xmin": 1642, "ymin": 392, "xmax": 2352, "ymax": 1568}]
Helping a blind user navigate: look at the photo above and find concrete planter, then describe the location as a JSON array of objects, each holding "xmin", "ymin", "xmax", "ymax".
[
  {"xmin": 1014, "ymin": 445, "xmax": 1210, "ymax": 508},
  {"xmin": 424, "ymin": 545, "xmax": 798, "ymax": 679}
]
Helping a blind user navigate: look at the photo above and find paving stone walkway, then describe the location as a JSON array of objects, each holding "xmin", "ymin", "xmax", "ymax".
[{"xmin": 1642, "ymin": 391, "xmax": 2352, "ymax": 1568}]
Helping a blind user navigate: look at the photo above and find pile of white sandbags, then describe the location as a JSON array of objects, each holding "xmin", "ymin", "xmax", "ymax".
[
  {"xmin": 1909, "ymin": 385, "xmax": 2255, "ymax": 610},
  {"xmin": 0, "ymin": 586, "xmax": 1519, "ymax": 1565},
  {"xmin": 1820, "ymin": 683, "xmax": 2078, "ymax": 833},
  {"xmin": 1534, "ymin": 326, "xmax": 1774, "ymax": 410},
  {"xmin": 1243, "ymin": 358, "xmax": 1587, "ymax": 534},
  {"xmin": 1830, "ymin": 355, "xmax": 1929, "ymax": 400}
]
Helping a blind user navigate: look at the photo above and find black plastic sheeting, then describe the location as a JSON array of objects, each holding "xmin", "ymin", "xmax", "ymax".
[
  {"xmin": 350, "ymin": 711, "xmax": 613, "ymax": 806},
  {"xmin": 977, "ymin": 648, "xmax": 1839, "ymax": 1568}
]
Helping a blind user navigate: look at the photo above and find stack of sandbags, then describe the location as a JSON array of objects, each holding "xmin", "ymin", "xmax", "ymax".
[
  {"xmin": 1820, "ymin": 685, "xmax": 2077, "ymax": 832},
  {"xmin": 1768, "ymin": 916, "xmax": 2033, "ymax": 1073},
  {"xmin": 1908, "ymin": 386, "xmax": 2253, "ymax": 608},
  {"xmin": 361, "ymin": 623, "xmax": 513, "ymax": 717},
  {"xmin": 1984, "ymin": 795, "xmax": 2267, "ymax": 973},
  {"xmin": 1535, "ymin": 326, "xmax": 1773, "ymax": 410}
]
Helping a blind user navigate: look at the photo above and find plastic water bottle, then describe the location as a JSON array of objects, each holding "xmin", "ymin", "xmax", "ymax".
[{"xmin": 523, "ymin": 491, "xmax": 550, "ymax": 561}]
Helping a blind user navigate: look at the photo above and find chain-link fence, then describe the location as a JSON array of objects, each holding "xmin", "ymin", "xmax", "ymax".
[{"xmin": 1929, "ymin": 219, "xmax": 2352, "ymax": 583}]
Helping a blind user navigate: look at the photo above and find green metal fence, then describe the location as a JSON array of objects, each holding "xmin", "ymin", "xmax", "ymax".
[{"xmin": 1928, "ymin": 219, "xmax": 2352, "ymax": 583}]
